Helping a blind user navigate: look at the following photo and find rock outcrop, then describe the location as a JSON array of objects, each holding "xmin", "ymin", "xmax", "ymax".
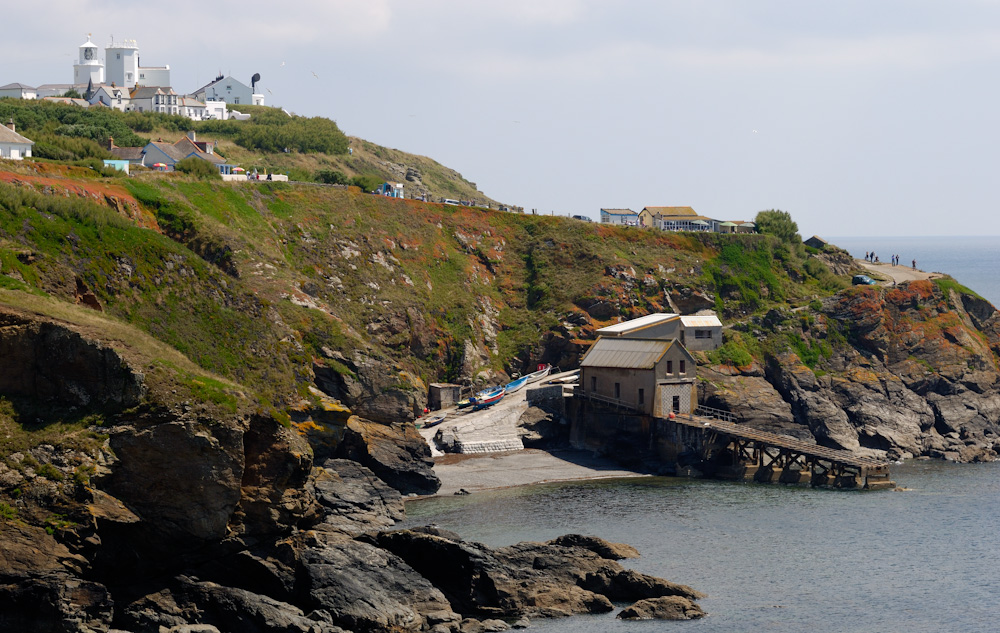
[{"xmin": 705, "ymin": 281, "xmax": 1000, "ymax": 462}]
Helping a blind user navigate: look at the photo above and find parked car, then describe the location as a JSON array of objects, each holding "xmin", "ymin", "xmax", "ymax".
[
  {"xmin": 852, "ymin": 274, "xmax": 877, "ymax": 285},
  {"xmin": 571, "ymin": 215, "xmax": 592, "ymax": 222}
]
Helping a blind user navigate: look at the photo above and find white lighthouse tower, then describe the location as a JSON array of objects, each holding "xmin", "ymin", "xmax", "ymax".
[
  {"xmin": 73, "ymin": 35, "xmax": 105, "ymax": 86},
  {"xmin": 105, "ymin": 37, "xmax": 139, "ymax": 89}
]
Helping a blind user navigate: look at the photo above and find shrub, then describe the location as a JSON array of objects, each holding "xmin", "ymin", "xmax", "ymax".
[
  {"xmin": 35, "ymin": 462, "xmax": 64, "ymax": 481},
  {"xmin": 315, "ymin": 169, "xmax": 349, "ymax": 185},
  {"xmin": 350, "ymin": 173, "xmax": 383, "ymax": 193},
  {"xmin": 175, "ymin": 156, "xmax": 222, "ymax": 180}
]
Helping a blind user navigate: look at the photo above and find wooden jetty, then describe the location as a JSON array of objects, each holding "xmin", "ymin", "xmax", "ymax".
[{"xmin": 667, "ymin": 406, "xmax": 895, "ymax": 490}]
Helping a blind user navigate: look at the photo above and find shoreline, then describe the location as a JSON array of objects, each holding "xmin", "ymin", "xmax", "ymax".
[{"xmin": 424, "ymin": 448, "xmax": 650, "ymax": 497}]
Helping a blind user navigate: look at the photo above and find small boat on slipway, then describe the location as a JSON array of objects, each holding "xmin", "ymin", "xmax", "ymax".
[
  {"xmin": 416, "ymin": 414, "xmax": 446, "ymax": 429},
  {"xmin": 504, "ymin": 364, "xmax": 553, "ymax": 395},
  {"xmin": 471, "ymin": 386, "xmax": 505, "ymax": 411},
  {"xmin": 524, "ymin": 364, "xmax": 552, "ymax": 384}
]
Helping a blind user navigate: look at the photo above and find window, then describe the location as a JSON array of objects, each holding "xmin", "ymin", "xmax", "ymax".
[
  {"xmin": 116, "ymin": 53, "xmax": 121, "ymax": 60},
  {"xmin": 695, "ymin": 329, "xmax": 712, "ymax": 339},
  {"xmin": 680, "ymin": 360, "xmax": 686, "ymax": 374},
  {"xmin": 666, "ymin": 360, "xmax": 673, "ymax": 374},
  {"xmin": 672, "ymin": 396, "xmax": 680, "ymax": 412},
  {"xmin": 591, "ymin": 376, "xmax": 597, "ymax": 391},
  {"xmin": 614, "ymin": 383, "xmax": 621, "ymax": 399},
  {"xmin": 638, "ymin": 389, "xmax": 644, "ymax": 405},
  {"xmin": 234, "ymin": 97, "xmax": 240, "ymax": 104}
]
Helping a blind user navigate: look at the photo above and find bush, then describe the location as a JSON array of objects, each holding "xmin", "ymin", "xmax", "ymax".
[
  {"xmin": 350, "ymin": 173, "xmax": 383, "ymax": 193},
  {"xmin": 175, "ymin": 156, "xmax": 222, "ymax": 180},
  {"xmin": 315, "ymin": 169, "xmax": 349, "ymax": 185}
]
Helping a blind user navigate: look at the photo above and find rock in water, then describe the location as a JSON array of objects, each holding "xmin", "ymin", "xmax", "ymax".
[{"xmin": 618, "ymin": 595, "xmax": 706, "ymax": 620}]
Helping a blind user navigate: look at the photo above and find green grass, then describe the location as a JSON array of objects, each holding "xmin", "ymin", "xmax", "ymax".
[{"xmin": 934, "ymin": 277, "xmax": 984, "ymax": 301}]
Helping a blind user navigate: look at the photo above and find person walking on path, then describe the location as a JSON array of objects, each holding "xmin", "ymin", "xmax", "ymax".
[{"xmin": 912, "ymin": 259, "xmax": 916, "ymax": 270}]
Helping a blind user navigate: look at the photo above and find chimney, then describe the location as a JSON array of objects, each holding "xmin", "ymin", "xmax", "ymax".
[
  {"xmin": 108, "ymin": 136, "xmax": 115, "ymax": 150},
  {"xmin": 187, "ymin": 131, "xmax": 196, "ymax": 142},
  {"xmin": 6, "ymin": 118, "xmax": 14, "ymax": 133}
]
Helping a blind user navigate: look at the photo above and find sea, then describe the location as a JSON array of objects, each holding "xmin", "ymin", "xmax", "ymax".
[
  {"xmin": 402, "ymin": 236, "xmax": 1000, "ymax": 632},
  {"xmin": 829, "ymin": 235, "xmax": 1000, "ymax": 307}
]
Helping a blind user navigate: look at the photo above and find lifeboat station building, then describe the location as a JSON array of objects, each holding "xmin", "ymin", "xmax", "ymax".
[{"xmin": 580, "ymin": 336, "xmax": 697, "ymax": 416}]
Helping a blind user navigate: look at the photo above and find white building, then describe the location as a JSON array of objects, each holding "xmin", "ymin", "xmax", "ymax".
[
  {"xmin": 130, "ymin": 86, "xmax": 178, "ymax": 115},
  {"xmin": 73, "ymin": 36, "xmax": 105, "ymax": 85},
  {"xmin": 105, "ymin": 38, "xmax": 139, "ymax": 88},
  {"xmin": 0, "ymin": 83, "xmax": 36, "ymax": 100},
  {"xmin": 104, "ymin": 37, "xmax": 170, "ymax": 88},
  {"xmin": 179, "ymin": 97, "xmax": 207, "ymax": 121},
  {"xmin": 0, "ymin": 119, "xmax": 34, "ymax": 160},
  {"xmin": 600, "ymin": 208, "xmax": 639, "ymax": 225},
  {"xmin": 204, "ymin": 100, "xmax": 228, "ymax": 120},
  {"xmin": 89, "ymin": 85, "xmax": 130, "ymax": 111},
  {"xmin": 193, "ymin": 75, "xmax": 263, "ymax": 107}
]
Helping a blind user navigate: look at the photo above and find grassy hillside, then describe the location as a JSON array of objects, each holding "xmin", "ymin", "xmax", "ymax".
[
  {"xmin": 0, "ymin": 157, "xmax": 863, "ymax": 403},
  {"xmin": 0, "ymin": 99, "xmax": 499, "ymax": 206}
]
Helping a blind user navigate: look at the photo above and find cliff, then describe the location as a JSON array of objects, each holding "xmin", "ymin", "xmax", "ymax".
[{"xmin": 1, "ymin": 160, "xmax": 998, "ymax": 629}]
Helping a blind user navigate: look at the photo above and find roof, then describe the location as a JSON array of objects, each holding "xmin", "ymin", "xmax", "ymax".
[
  {"xmin": 679, "ymin": 314, "xmax": 723, "ymax": 328},
  {"xmin": 580, "ymin": 337, "xmax": 673, "ymax": 369},
  {"xmin": 806, "ymin": 235, "xmax": 828, "ymax": 245},
  {"xmin": 0, "ymin": 125, "xmax": 34, "ymax": 145},
  {"xmin": 131, "ymin": 86, "xmax": 176, "ymax": 99},
  {"xmin": 40, "ymin": 97, "xmax": 90, "ymax": 106},
  {"xmin": 600, "ymin": 208, "xmax": 637, "ymax": 215},
  {"xmin": 658, "ymin": 214, "xmax": 716, "ymax": 222},
  {"xmin": 179, "ymin": 97, "xmax": 205, "ymax": 107},
  {"xmin": 0, "ymin": 83, "xmax": 35, "ymax": 90},
  {"xmin": 596, "ymin": 313, "xmax": 679, "ymax": 336},
  {"xmin": 643, "ymin": 206, "xmax": 696, "ymax": 216},
  {"xmin": 109, "ymin": 147, "xmax": 143, "ymax": 160}
]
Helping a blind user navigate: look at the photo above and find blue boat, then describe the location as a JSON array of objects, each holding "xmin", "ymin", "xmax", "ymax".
[
  {"xmin": 504, "ymin": 375, "xmax": 530, "ymax": 394},
  {"xmin": 471, "ymin": 386, "xmax": 505, "ymax": 411}
]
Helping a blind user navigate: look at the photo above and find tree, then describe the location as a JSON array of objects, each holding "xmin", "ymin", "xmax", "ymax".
[{"xmin": 754, "ymin": 209, "xmax": 801, "ymax": 244}]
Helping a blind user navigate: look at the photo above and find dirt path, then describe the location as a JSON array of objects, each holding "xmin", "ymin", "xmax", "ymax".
[{"xmin": 856, "ymin": 259, "xmax": 941, "ymax": 285}]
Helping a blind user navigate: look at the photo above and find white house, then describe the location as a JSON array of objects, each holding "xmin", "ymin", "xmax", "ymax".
[
  {"xmin": 179, "ymin": 97, "xmax": 207, "ymax": 121},
  {"xmin": 600, "ymin": 208, "xmax": 639, "ymax": 225},
  {"xmin": 192, "ymin": 75, "xmax": 263, "ymax": 107},
  {"xmin": 0, "ymin": 120, "xmax": 34, "ymax": 160},
  {"xmin": 130, "ymin": 86, "xmax": 179, "ymax": 115},
  {"xmin": 0, "ymin": 83, "xmax": 36, "ymax": 100},
  {"xmin": 89, "ymin": 85, "xmax": 130, "ymax": 111},
  {"xmin": 204, "ymin": 100, "xmax": 228, "ymax": 120}
]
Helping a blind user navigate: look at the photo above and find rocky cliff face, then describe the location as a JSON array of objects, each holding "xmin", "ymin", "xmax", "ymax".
[
  {"xmin": 0, "ymin": 309, "xmax": 700, "ymax": 632},
  {"xmin": 700, "ymin": 281, "xmax": 1000, "ymax": 462}
]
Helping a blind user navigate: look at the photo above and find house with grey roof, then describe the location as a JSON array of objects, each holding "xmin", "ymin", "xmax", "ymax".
[
  {"xmin": 0, "ymin": 119, "xmax": 34, "ymax": 160},
  {"xmin": 580, "ymin": 336, "xmax": 697, "ymax": 416},
  {"xmin": 130, "ymin": 86, "xmax": 179, "ymax": 115},
  {"xmin": 599, "ymin": 208, "xmax": 639, "ymax": 225},
  {"xmin": 139, "ymin": 135, "xmax": 235, "ymax": 174},
  {"xmin": 0, "ymin": 83, "xmax": 37, "ymax": 100},
  {"xmin": 192, "ymin": 75, "xmax": 263, "ymax": 107},
  {"xmin": 89, "ymin": 85, "xmax": 131, "ymax": 111}
]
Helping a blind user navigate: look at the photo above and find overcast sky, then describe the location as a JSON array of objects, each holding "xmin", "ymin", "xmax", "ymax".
[{"xmin": 8, "ymin": 1, "xmax": 1000, "ymax": 236}]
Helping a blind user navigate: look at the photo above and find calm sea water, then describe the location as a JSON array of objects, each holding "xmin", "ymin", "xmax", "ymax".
[
  {"xmin": 402, "ymin": 237, "xmax": 1000, "ymax": 631},
  {"xmin": 829, "ymin": 235, "xmax": 1000, "ymax": 307},
  {"xmin": 403, "ymin": 461, "xmax": 1000, "ymax": 632}
]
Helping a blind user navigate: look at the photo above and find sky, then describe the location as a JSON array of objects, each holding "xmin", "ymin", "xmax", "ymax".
[{"xmin": 7, "ymin": 1, "xmax": 1000, "ymax": 237}]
